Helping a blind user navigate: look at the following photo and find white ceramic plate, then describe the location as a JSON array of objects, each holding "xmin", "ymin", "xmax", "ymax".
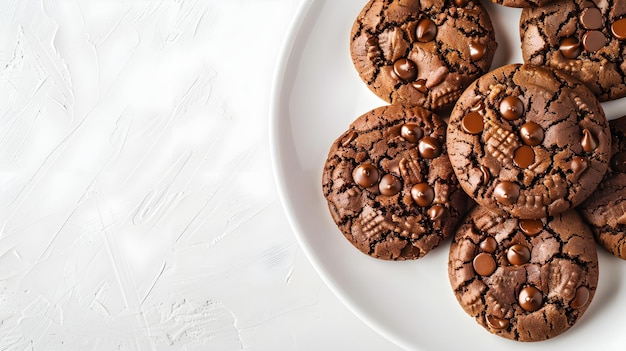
[{"xmin": 270, "ymin": 1, "xmax": 626, "ymax": 350}]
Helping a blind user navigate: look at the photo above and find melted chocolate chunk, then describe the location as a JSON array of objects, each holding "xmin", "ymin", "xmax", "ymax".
[
  {"xmin": 353, "ymin": 164, "xmax": 379, "ymax": 188},
  {"xmin": 416, "ymin": 18, "xmax": 437, "ymax": 43},
  {"xmin": 518, "ymin": 286, "xmax": 543, "ymax": 312},
  {"xmin": 473, "ymin": 253, "xmax": 496, "ymax": 276},
  {"xmin": 580, "ymin": 8, "xmax": 603, "ymax": 30},
  {"xmin": 519, "ymin": 122, "xmax": 544, "ymax": 146},
  {"xmin": 513, "ymin": 145, "xmax": 535, "ymax": 169},
  {"xmin": 418, "ymin": 137, "xmax": 442, "ymax": 159},
  {"xmin": 612, "ymin": 18, "xmax": 626, "ymax": 40},
  {"xmin": 494, "ymin": 181, "xmax": 519, "ymax": 206},
  {"xmin": 570, "ymin": 286, "xmax": 590, "ymax": 309},
  {"xmin": 507, "ymin": 243, "xmax": 531, "ymax": 265},
  {"xmin": 519, "ymin": 219, "xmax": 543, "ymax": 236},
  {"xmin": 461, "ymin": 112, "xmax": 484, "ymax": 135},
  {"xmin": 582, "ymin": 30, "xmax": 607, "ymax": 52},
  {"xmin": 499, "ymin": 96, "xmax": 524, "ymax": 121},
  {"xmin": 559, "ymin": 37, "xmax": 582, "ymax": 59},
  {"xmin": 480, "ymin": 237, "xmax": 497, "ymax": 253},
  {"xmin": 379, "ymin": 174, "xmax": 402, "ymax": 195},
  {"xmin": 411, "ymin": 183, "xmax": 435, "ymax": 207},
  {"xmin": 469, "ymin": 42, "xmax": 486, "ymax": 61},
  {"xmin": 401, "ymin": 124, "xmax": 423, "ymax": 143},
  {"xmin": 393, "ymin": 58, "xmax": 418, "ymax": 82}
]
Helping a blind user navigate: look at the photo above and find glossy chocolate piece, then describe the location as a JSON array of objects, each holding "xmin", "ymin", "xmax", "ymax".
[{"xmin": 353, "ymin": 164, "xmax": 379, "ymax": 188}]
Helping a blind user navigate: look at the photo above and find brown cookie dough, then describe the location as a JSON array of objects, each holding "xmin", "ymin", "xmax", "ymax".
[
  {"xmin": 579, "ymin": 115, "xmax": 626, "ymax": 259},
  {"xmin": 322, "ymin": 105, "xmax": 469, "ymax": 260},
  {"xmin": 521, "ymin": 0, "xmax": 626, "ymax": 101},
  {"xmin": 350, "ymin": 0, "xmax": 497, "ymax": 111},
  {"xmin": 447, "ymin": 64, "xmax": 610, "ymax": 219},
  {"xmin": 448, "ymin": 206, "xmax": 599, "ymax": 342}
]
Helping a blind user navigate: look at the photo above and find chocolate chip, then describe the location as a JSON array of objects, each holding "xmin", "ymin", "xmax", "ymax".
[
  {"xmin": 499, "ymin": 96, "xmax": 524, "ymax": 121},
  {"xmin": 582, "ymin": 30, "xmax": 607, "ymax": 52},
  {"xmin": 486, "ymin": 315, "xmax": 509, "ymax": 330},
  {"xmin": 570, "ymin": 286, "xmax": 590, "ymax": 309},
  {"xmin": 580, "ymin": 7, "xmax": 603, "ymax": 30},
  {"xmin": 559, "ymin": 37, "xmax": 582, "ymax": 59},
  {"xmin": 418, "ymin": 137, "xmax": 442, "ymax": 159},
  {"xmin": 507, "ymin": 244, "xmax": 531, "ymax": 265},
  {"xmin": 581, "ymin": 129, "xmax": 598, "ymax": 152},
  {"xmin": 571, "ymin": 156, "xmax": 589, "ymax": 180},
  {"xmin": 461, "ymin": 111, "xmax": 484, "ymax": 135},
  {"xmin": 494, "ymin": 181, "xmax": 519, "ymax": 206},
  {"xmin": 469, "ymin": 42, "xmax": 486, "ymax": 61},
  {"xmin": 393, "ymin": 58, "xmax": 418, "ymax": 82},
  {"xmin": 479, "ymin": 165, "xmax": 491, "ymax": 185},
  {"xmin": 353, "ymin": 164, "xmax": 379, "ymax": 188},
  {"xmin": 519, "ymin": 219, "xmax": 543, "ymax": 237},
  {"xmin": 411, "ymin": 183, "xmax": 434, "ymax": 207},
  {"xmin": 453, "ymin": 0, "xmax": 469, "ymax": 6},
  {"xmin": 400, "ymin": 124, "xmax": 423, "ymax": 143},
  {"xmin": 413, "ymin": 79, "xmax": 428, "ymax": 93},
  {"xmin": 611, "ymin": 151, "xmax": 626, "ymax": 173},
  {"xmin": 611, "ymin": 18, "xmax": 626, "ymax": 40},
  {"xmin": 428, "ymin": 205, "xmax": 446, "ymax": 220},
  {"xmin": 473, "ymin": 253, "xmax": 496, "ymax": 276},
  {"xmin": 341, "ymin": 131, "xmax": 358, "ymax": 146},
  {"xmin": 518, "ymin": 286, "xmax": 543, "ymax": 312},
  {"xmin": 415, "ymin": 18, "xmax": 437, "ymax": 43},
  {"xmin": 513, "ymin": 145, "xmax": 535, "ymax": 169},
  {"xmin": 519, "ymin": 122, "xmax": 544, "ymax": 146},
  {"xmin": 379, "ymin": 174, "xmax": 402, "ymax": 195},
  {"xmin": 479, "ymin": 236, "xmax": 497, "ymax": 253}
]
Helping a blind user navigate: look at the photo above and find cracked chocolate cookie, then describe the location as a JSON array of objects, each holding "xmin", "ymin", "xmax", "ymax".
[
  {"xmin": 350, "ymin": 0, "xmax": 497, "ymax": 111},
  {"xmin": 446, "ymin": 64, "xmax": 611, "ymax": 219},
  {"xmin": 322, "ymin": 105, "xmax": 469, "ymax": 260},
  {"xmin": 579, "ymin": 115, "xmax": 626, "ymax": 259},
  {"xmin": 521, "ymin": 0, "xmax": 626, "ymax": 101},
  {"xmin": 448, "ymin": 206, "xmax": 599, "ymax": 342}
]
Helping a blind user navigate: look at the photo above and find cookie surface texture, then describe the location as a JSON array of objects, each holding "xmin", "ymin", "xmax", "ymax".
[
  {"xmin": 322, "ymin": 105, "xmax": 469, "ymax": 260},
  {"xmin": 521, "ymin": 0, "xmax": 626, "ymax": 101},
  {"xmin": 579, "ymin": 115, "xmax": 626, "ymax": 259},
  {"xmin": 446, "ymin": 64, "xmax": 610, "ymax": 219},
  {"xmin": 350, "ymin": 0, "xmax": 497, "ymax": 111},
  {"xmin": 448, "ymin": 206, "xmax": 599, "ymax": 342}
]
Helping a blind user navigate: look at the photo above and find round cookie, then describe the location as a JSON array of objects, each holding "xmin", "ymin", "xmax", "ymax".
[
  {"xmin": 350, "ymin": 0, "xmax": 497, "ymax": 111},
  {"xmin": 447, "ymin": 64, "xmax": 611, "ymax": 219},
  {"xmin": 322, "ymin": 105, "xmax": 469, "ymax": 260},
  {"xmin": 579, "ymin": 115, "xmax": 626, "ymax": 260},
  {"xmin": 521, "ymin": 0, "xmax": 626, "ymax": 101},
  {"xmin": 448, "ymin": 206, "xmax": 599, "ymax": 342}
]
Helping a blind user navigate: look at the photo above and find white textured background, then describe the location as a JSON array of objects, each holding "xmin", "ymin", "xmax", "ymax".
[{"xmin": 0, "ymin": 1, "xmax": 401, "ymax": 350}]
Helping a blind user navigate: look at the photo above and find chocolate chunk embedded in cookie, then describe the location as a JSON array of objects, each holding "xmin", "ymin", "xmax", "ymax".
[
  {"xmin": 521, "ymin": 0, "xmax": 626, "ymax": 101},
  {"xmin": 350, "ymin": 0, "xmax": 497, "ymax": 111},
  {"xmin": 579, "ymin": 115, "xmax": 626, "ymax": 260},
  {"xmin": 448, "ymin": 206, "xmax": 599, "ymax": 342},
  {"xmin": 322, "ymin": 105, "xmax": 469, "ymax": 260},
  {"xmin": 447, "ymin": 64, "xmax": 610, "ymax": 219}
]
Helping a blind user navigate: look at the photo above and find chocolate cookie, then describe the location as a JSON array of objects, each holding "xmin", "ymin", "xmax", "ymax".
[
  {"xmin": 579, "ymin": 115, "xmax": 626, "ymax": 259},
  {"xmin": 521, "ymin": 0, "xmax": 626, "ymax": 101},
  {"xmin": 446, "ymin": 64, "xmax": 611, "ymax": 219},
  {"xmin": 448, "ymin": 206, "xmax": 599, "ymax": 342},
  {"xmin": 350, "ymin": 0, "xmax": 497, "ymax": 111},
  {"xmin": 322, "ymin": 105, "xmax": 469, "ymax": 260}
]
